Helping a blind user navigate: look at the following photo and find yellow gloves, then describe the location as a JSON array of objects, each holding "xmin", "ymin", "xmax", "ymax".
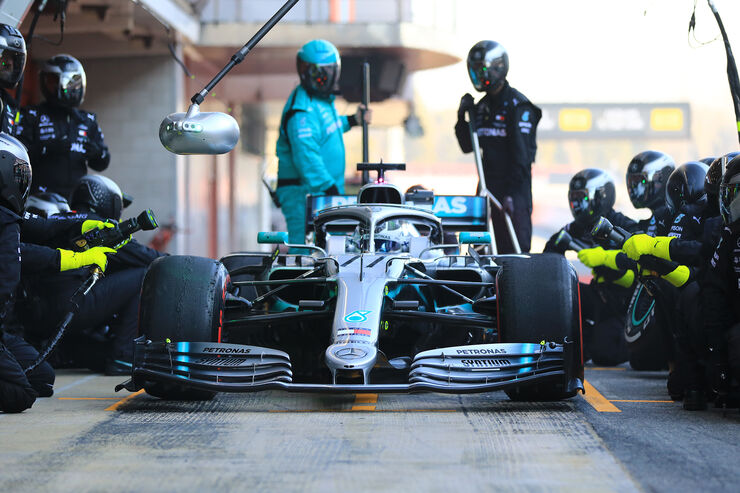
[
  {"xmin": 578, "ymin": 247, "xmax": 620, "ymax": 269},
  {"xmin": 661, "ymin": 265, "xmax": 691, "ymax": 287},
  {"xmin": 622, "ymin": 234, "xmax": 674, "ymax": 261},
  {"xmin": 58, "ymin": 246, "xmax": 117, "ymax": 273},
  {"xmin": 591, "ymin": 268, "xmax": 635, "ymax": 288},
  {"xmin": 81, "ymin": 219, "xmax": 114, "ymax": 235},
  {"xmin": 578, "ymin": 247, "xmax": 606, "ymax": 267}
]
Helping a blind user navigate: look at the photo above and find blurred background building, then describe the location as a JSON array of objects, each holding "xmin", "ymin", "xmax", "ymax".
[{"xmin": 6, "ymin": 0, "xmax": 740, "ymax": 256}]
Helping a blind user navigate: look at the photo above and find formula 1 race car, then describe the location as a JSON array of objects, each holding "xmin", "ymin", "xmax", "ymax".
[{"xmin": 118, "ymin": 163, "xmax": 584, "ymax": 401}]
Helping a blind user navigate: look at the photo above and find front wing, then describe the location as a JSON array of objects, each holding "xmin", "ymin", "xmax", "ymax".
[{"xmin": 117, "ymin": 337, "xmax": 583, "ymax": 395}]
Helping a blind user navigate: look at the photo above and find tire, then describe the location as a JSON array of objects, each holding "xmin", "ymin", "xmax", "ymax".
[
  {"xmin": 496, "ymin": 254, "xmax": 583, "ymax": 401},
  {"xmin": 138, "ymin": 255, "xmax": 230, "ymax": 400}
]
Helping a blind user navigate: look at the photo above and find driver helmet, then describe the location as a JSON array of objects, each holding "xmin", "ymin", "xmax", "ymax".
[
  {"xmin": 626, "ymin": 150, "xmax": 675, "ymax": 210},
  {"xmin": 0, "ymin": 133, "xmax": 31, "ymax": 215},
  {"xmin": 568, "ymin": 168, "xmax": 615, "ymax": 226},
  {"xmin": 467, "ymin": 40, "xmax": 508, "ymax": 93},
  {"xmin": 0, "ymin": 24, "xmax": 26, "ymax": 90},
  {"xmin": 373, "ymin": 220, "xmax": 418, "ymax": 253},
  {"xmin": 297, "ymin": 39, "xmax": 340, "ymax": 98},
  {"xmin": 720, "ymin": 155, "xmax": 740, "ymax": 225},
  {"xmin": 70, "ymin": 174, "xmax": 123, "ymax": 220},
  {"xmin": 665, "ymin": 161, "xmax": 709, "ymax": 216},
  {"xmin": 40, "ymin": 54, "xmax": 86, "ymax": 108}
]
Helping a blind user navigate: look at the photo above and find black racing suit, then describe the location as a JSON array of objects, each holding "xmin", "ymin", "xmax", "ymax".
[
  {"xmin": 0, "ymin": 88, "xmax": 19, "ymax": 134},
  {"xmin": 702, "ymin": 221, "xmax": 740, "ymax": 390},
  {"xmin": 0, "ymin": 206, "xmax": 56, "ymax": 411},
  {"xmin": 544, "ymin": 210, "xmax": 638, "ymax": 366},
  {"xmin": 455, "ymin": 82, "xmax": 541, "ymax": 253},
  {"xmin": 16, "ymin": 102, "xmax": 110, "ymax": 199}
]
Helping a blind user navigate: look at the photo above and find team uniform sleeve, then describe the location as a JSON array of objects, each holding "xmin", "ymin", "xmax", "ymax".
[
  {"xmin": 454, "ymin": 115, "xmax": 473, "ymax": 154},
  {"xmin": 506, "ymin": 103, "xmax": 541, "ymax": 186},
  {"xmin": 702, "ymin": 228, "xmax": 736, "ymax": 346},
  {"xmin": 340, "ymin": 115, "xmax": 351, "ymax": 133},
  {"xmin": 14, "ymin": 109, "xmax": 39, "ymax": 165},
  {"xmin": 86, "ymin": 116, "xmax": 110, "ymax": 172},
  {"xmin": 20, "ymin": 243, "xmax": 60, "ymax": 274},
  {"xmin": 285, "ymin": 111, "xmax": 334, "ymax": 193}
]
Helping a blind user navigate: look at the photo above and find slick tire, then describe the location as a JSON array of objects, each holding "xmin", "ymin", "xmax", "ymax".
[
  {"xmin": 497, "ymin": 254, "xmax": 583, "ymax": 401},
  {"xmin": 139, "ymin": 255, "xmax": 230, "ymax": 401}
]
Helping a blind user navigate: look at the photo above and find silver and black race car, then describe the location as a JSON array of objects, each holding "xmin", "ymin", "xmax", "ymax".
[{"xmin": 117, "ymin": 164, "xmax": 584, "ymax": 401}]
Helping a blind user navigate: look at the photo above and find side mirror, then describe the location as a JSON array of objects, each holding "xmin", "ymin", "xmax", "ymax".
[
  {"xmin": 459, "ymin": 232, "xmax": 492, "ymax": 244},
  {"xmin": 159, "ymin": 104, "xmax": 240, "ymax": 155},
  {"xmin": 258, "ymin": 231, "xmax": 289, "ymax": 244}
]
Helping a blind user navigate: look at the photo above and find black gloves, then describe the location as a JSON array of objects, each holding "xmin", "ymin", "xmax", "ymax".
[
  {"xmin": 457, "ymin": 93, "xmax": 475, "ymax": 120},
  {"xmin": 83, "ymin": 140, "xmax": 104, "ymax": 159},
  {"xmin": 323, "ymin": 184, "xmax": 340, "ymax": 196}
]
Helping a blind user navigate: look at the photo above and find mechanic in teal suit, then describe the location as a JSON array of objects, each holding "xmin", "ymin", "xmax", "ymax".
[{"xmin": 275, "ymin": 39, "xmax": 370, "ymax": 245}]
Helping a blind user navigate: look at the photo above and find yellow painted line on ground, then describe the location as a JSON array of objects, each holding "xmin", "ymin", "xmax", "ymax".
[
  {"xmin": 105, "ymin": 389, "xmax": 145, "ymax": 411},
  {"xmin": 587, "ymin": 367, "xmax": 627, "ymax": 371},
  {"xmin": 268, "ymin": 409, "xmax": 456, "ymax": 413},
  {"xmin": 351, "ymin": 393, "xmax": 378, "ymax": 411},
  {"xmin": 59, "ymin": 397, "xmax": 120, "ymax": 400},
  {"xmin": 611, "ymin": 399, "xmax": 674, "ymax": 403},
  {"xmin": 581, "ymin": 379, "xmax": 621, "ymax": 413}
]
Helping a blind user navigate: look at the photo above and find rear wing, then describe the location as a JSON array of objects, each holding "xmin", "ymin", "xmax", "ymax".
[{"xmin": 306, "ymin": 195, "xmax": 488, "ymax": 232}]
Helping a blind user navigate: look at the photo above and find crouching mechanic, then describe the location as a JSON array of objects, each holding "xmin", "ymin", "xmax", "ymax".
[
  {"xmin": 621, "ymin": 161, "xmax": 716, "ymax": 407},
  {"xmin": 544, "ymin": 169, "xmax": 637, "ymax": 365},
  {"xmin": 20, "ymin": 175, "xmax": 163, "ymax": 375},
  {"xmin": 705, "ymin": 155, "xmax": 740, "ymax": 407},
  {"xmin": 0, "ymin": 134, "xmax": 114, "ymax": 410},
  {"xmin": 275, "ymin": 39, "xmax": 370, "ymax": 246}
]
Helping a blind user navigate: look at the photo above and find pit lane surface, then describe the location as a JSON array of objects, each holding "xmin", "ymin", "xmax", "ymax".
[{"xmin": 1, "ymin": 366, "xmax": 738, "ymax": 492}]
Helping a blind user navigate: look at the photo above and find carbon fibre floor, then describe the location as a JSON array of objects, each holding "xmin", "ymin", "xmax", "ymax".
[{"xmin": 0, "ymin": 366, "xmax": 737, "ymax": 492}]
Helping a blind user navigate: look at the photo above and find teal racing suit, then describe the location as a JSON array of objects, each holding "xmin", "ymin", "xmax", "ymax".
[{"xmin": 275, "ymin": 85, "xmax": 351, "ymax": 244}]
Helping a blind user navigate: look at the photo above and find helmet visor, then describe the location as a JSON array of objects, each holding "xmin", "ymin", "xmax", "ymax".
[
  {"xmin": 626, "ymin": 172, "xmax": 649, "ymax": 206},
  {"xmin": 13, "ymin": 157, "xmax": 31, "ymax": 206},
  {"xmin": 568, "ymin": 189, "xmax": 592, "ymax": 220},
  {"xmin": 304, "ymin": 62, "xmax": 340, "ymax": 95},
  {"xmin": 468, "ymin": 62, "xmax": 490, "ymax": 90},
  {"xmin": 719, "ymin": 182, "xmax": 740, "ymax": 224},
  {"xmin": 0, "ymin": 48, "xmax": 25, "ymax": 88},
  {"xmin": 41, "ymin": 71, "xmax": 85, "ymax": 107}
]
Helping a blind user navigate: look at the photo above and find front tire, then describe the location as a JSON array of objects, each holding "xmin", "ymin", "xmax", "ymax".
[
  {"xmin": 496, "ymin": 254, "xmax": 583, "ymax": 401},
  {"xmin": 138, "ymin": 255, "xmax": 230, "ymax": 400}
]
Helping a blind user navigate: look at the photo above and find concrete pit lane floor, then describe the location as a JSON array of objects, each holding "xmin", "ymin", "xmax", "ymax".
[{"xmin": 1, "ymin": 366, "xmax": 738, "ymax": 493}]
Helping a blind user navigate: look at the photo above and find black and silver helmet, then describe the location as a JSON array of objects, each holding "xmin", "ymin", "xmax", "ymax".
[
  {"xmin": 0, "ymin": 24, "xmax": 25, "ymax": 90},
  {"xmin": 0, "ymin": 133, "xmax": 31, "ymax": 215},
  {"xmin": 665, "ymin": 161, "xmax": 709, "ymax": 215},
  {"xmin": 720, "ymin": 155, "xmax": 740, "ymax": 225},
  {"xmin": 70, "ymin": 175, "xmax": 123, "ymax": 220},
  {"xmin": 467, "ymin": 40, "xmax": 509, "ymax": 93},
  {"xmin": 40, "ymin": 54, "xmax": 86, "ymax": 108},
  {"xmin": 568, "ymin": 169, "xmax": 616, "ymax": 226},
  {"xmin": 626, "ymin": 150, "xmax": 675, "ymax": 210}
]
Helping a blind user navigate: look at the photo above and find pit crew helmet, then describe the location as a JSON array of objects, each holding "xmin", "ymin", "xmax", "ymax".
[
  {"xmin": 297, "ymin": 39, "xmax": 340, "ymax": 98},
  {"xmin": 568, "ymin": 168, "xmax": 615, "ymax": 226},
  {"xmin": 467, "ymin": 40, "xmax": 509, "ymax": 93},
  {"xmin": 0, "ymin": 133, "xmax": 31, "ymax": 215},
  {"xmin": 720, "ymin": 155, "xmax": 740, "ymax": 224},
  {"xmin": 0, "ymin": 24, "xmax": 26, "ymax": 90},
  {"xmin": 705, "ymin": 152, "xmax": 740, "ymax": 197},
  {"xmin": 665, "ymin": 161, "xmax": 709, "ymax": 215},
  {"xmin": 40, "ymin": 54, "xmax": 86, "ymax": 108},
  {"xmin": 25, "ymin": 191, "xmax": 70, "ymax": 217},
  {"xmin": 626, "ymin": 150, "xmax": 675, "ymax": 210},
  {"xmin": 70, "ymin": 174, "xmax": 123, "ymax": 220}
]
